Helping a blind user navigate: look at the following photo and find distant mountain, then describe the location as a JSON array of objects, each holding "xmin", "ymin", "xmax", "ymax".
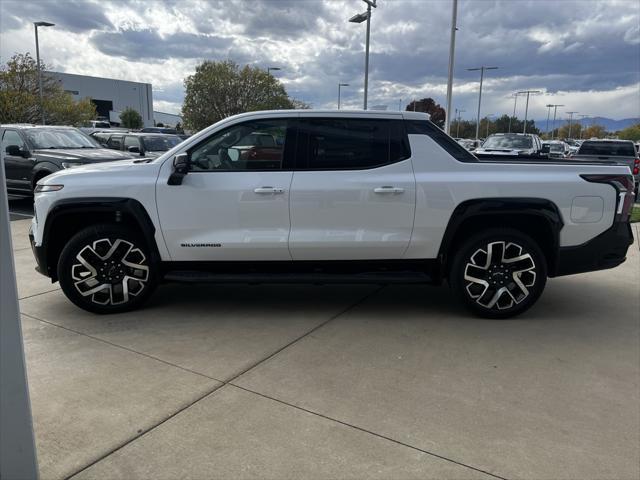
[{"xmin": 536, "ymin": 117, "xmax": 639, "ymax": 132}]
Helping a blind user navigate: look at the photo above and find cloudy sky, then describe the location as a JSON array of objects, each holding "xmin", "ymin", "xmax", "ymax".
[{"xmin": 1, "ymin": 0, "xmax": 639, "ymax": 122}]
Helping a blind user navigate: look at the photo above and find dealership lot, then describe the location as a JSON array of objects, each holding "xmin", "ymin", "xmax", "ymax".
[{"xmin": 9, "ymin": 217, "xmax": 640, "ymax": 479}]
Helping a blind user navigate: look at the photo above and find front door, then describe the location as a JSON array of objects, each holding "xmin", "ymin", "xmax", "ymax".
[
  {"xmin": 289, "ymin": 117, "xmax": 416, "ymax": 260},
  {"xmin": 2, "ymin": 129, "xmax": 33, "ymax": 191},
  {"xmin": 156, "ymin": 118, "xmax": 294, "ymax": 261}
]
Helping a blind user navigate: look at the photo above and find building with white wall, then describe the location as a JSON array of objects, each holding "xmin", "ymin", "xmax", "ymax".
[
  {"xmin": 47, "ymin": 71, "xmax": 154, "ymax": 127},
  {"xmin": 153, "ymin": 111, "xmax": 183, "ymax": 128}
]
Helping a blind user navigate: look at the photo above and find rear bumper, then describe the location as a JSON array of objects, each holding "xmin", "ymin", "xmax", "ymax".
[
  {"xmin": 29, "ymin": 227, "xmax": 50, "ymax": 278},
  {"xmin": 553, "ymin": 221, "xmax": 634, "ymax": 277}
]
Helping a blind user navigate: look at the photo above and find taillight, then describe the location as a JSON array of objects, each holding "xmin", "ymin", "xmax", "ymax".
[
  {"xmin": 581, "ymin": 174, "xmax": 635, "ymax": 220},
  {"xmin": 633, "ymin": 157, "xmax": 639, "ymax": 175}
]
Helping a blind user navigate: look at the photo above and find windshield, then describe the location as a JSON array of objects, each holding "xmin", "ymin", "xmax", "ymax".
[
  {"xmin": 142, "ymin": 135, "xmax": 182, "ymax": 151},
  {"xmin": 26, "ymin": 128, "xmax": 101, "ymax": 149},
  {"xmin": 482, "ymin": 136, "xmax": 533, "ymax": 149},
  {"xmin": 548, "ymin": 144, "xmax": 564, "ymax": 152},
  {"xmin": 578, "ymin": 141, "xmax": 636, "ymax": 156}
]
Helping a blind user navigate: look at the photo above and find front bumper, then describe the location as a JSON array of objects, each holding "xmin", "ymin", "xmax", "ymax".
[
  {"xmin": 29, "ymin": 227, "xmax": 50, "ymax": 278},
  {"xmin": 553, "ymin": 221, "xmax": 634, "ymax": 277}
]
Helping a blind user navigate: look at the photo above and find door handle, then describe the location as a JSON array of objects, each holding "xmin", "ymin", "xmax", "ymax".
[
  {"xmin": 254, "ymin": 186, "xmax": 284, "ymax": 194},
  {"xmin": 374, "ymin": 186, "xmax": 404, "ymax": 194}
]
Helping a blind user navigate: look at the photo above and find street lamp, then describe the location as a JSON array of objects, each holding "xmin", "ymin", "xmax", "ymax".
[
  {"xmin": 548, "ymin": 104, "xmax": 564, "ymax": 139},
  {"xmin": 349, "ymin": 0, "xmax": 377, "ymax": 110},
  {"xmin": 545, "ymin": 104, "xmax": 553, "ymax": 136},
  {"xmin": 267, "ymin": 67, "xmax": 281, "ymax": 75},
  {"xmin": 578, "ymin": 114, "xmax": 590, "ymax": 139},
  {"xmin": 455, "ymin": 108, "xmax": 465, "ymax": 138},
  {"xmin": 517, "ymin": 89, "xmax": 541, "ymax": 134},
  {"xmin": 467, "ymin": 66, "xmax": 498, "ymax": 140},
  {"xmin": 485, "ymin": 114, "xmax": 495, "ymax": 138},
  {"xmin": 337, "ymin": 83, "xmax": 349, "ymax": 109},
  {"xmin": 566, "ymin": 111, "xmax": 578, "ymax": 140},
  {"xmin": 444, "ymin": 0, "xmax": 458, "ymax": 134},
  {"xmin": 509, "ymin": 92, "xmax": 521, "ymax": 133},
  {"xmin": 34, "ymin": 21, "xmax": 55, "ymax": 125}
]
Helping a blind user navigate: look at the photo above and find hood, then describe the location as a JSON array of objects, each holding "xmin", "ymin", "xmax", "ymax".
[
  {"xmin": 41, "ymin": 158, "xmax": 158, "ymax": 183},
  {"xmin": 34, "ymin": 148, "xmax": 134, "ymax": 162}
]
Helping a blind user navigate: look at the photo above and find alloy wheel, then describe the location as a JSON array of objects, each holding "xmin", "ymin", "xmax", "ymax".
[
  {"xmin": 71, "ymin": 238, "xmax": 149, "ymax": 306},
  {"xmin": 463, "ymin": 241, "xmax": 537, "ymax": 311}
]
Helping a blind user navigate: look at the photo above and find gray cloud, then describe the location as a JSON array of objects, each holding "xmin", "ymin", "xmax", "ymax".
[
  {"xmin": 0, "ymin": 0, "xmax": 638, "ymax": 117},
  {"xmin": 0, "ymin": 0, "xmax": 112, "ymax": 33}
]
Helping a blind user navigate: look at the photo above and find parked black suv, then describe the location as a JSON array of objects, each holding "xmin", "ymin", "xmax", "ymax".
[
  {"xmin": 1, "ymin": 125, "xmax": 134, "ymax": 195},
  {"xmin": 89, "ymin": 131, "xmax": 184, "ymax": 158}
]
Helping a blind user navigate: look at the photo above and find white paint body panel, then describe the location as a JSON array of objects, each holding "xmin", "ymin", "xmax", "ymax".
[
  {"xmin": 156, "ymin": 171, "xmax": 293, "ymax": 261},
  {"xmin": 288, "ymin": 160, "xmax": 416, "ymax": 260},
  {"xmin": 32, "ymin": 110, "xmax": 629, "ymax": 266}
]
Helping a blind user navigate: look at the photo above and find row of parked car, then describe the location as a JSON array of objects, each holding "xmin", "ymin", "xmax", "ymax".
[
  {"xmin": 2, "ymin": 124, "xmax": 188, "ymax": 195},
  {"xmin": 455, "ymin": 132, "xmax": 639, "ymax": 197}
]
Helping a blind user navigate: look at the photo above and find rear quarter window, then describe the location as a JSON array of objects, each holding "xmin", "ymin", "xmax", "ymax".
[
  {"xmin": 405, "ymin": 120, "xmax": 478, "ymax": 162},
  {"xmin": 578, "ymin": 142, "xmax": 636, "ymax": 156}
]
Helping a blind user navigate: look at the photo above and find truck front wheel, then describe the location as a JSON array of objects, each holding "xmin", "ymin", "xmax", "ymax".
[
  {"xmin": 449, "ymin": 228, "xmax": 547, "ymax": 319},
  {"xmin": 57, "ymin": 224, "xmax": 159, "ymax": 314}
]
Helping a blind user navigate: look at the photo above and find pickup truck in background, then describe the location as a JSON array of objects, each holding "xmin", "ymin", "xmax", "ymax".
[
  {"xmin": 571, "ymin": 139, "xmax": 640, "ymax": 199},
  {"xmin": 28, "ymin": 111, "xmax": 635, "ymax": 318}
]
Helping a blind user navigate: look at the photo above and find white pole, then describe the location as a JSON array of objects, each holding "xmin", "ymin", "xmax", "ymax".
[
  {"xmin": 363, "ymin": 3, "xmax": 371, "ymax": 110},
  {"xmin": 444, "ymin": 0, "xmax": 458, "ymax": 134},
  {"xmin": 0, "ymin": 150, "xmax": 39, "ymax": 479},
  {"xmin": 475, "ymin": 67, "xmax": 484, "ymax": 141}
]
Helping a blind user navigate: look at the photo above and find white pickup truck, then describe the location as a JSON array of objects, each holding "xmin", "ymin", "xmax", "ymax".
[{"xmin": 29, "ymin": 110, "xmax": 635, "ymax": 318}]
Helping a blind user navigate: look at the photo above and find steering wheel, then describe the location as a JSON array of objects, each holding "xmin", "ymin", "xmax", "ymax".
[{"xmin": 218, "ymin": 148, "xmax": 234, "ymax": 170}]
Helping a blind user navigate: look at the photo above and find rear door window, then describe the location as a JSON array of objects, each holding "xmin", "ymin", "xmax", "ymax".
[
  {"xmin": 405, "ymin": 120, "xmax": 478, "ymax": 162},
  {"xmin": 297, "ymin": 118, "xmax": 409, "ymax": 170},
  {"xmin": 108, "ymin": 135, "xmax": 124, "ymax": 149}
]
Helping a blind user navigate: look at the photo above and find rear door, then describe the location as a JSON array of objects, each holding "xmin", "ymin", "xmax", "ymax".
[
  {"xmin": 288, "ymin": 116, "xmax": 416, "ymax": 260},
  {"xmin": 156, "ymin": 117, "xmax": 295, "ymax": 261}
]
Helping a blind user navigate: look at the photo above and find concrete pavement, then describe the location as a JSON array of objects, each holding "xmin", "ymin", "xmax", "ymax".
[{"xmin": 10, "ymin": 219, "xmax": 640, "ymax": 479}]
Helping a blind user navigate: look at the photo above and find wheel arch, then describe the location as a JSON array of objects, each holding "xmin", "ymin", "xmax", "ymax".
[
  {"xmin": 31, "ymin": 162, "xmax": 60, "ymax": 189},
  {"xmin": 41, "ymin": 197, "xmax": 160, "ymax": 281},
  {"xmin": 438, "ymin": 198, "xmax": 564, "ymax": 277}
]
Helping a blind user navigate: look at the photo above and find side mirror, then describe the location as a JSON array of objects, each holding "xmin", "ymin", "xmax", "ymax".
[
  {"xmin": 127, "ymin": 146, "xmax": 140, "ymax": 153},
  {"xmin": 6, "ymin": 145, "xmax": 24, "ymax": 156},
  {"xmin": 167, "ymin": 153, "xmax": 189, "ymax": 186}
]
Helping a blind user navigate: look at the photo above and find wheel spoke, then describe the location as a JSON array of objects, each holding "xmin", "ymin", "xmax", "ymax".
[{"xmin": 465, "ymin": 240, "xmax": 537, "ymax": 312}]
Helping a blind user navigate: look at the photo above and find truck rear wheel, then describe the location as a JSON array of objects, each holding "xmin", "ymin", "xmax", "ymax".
[
  {"xmin": 57, "ymin": 224, "xmax": 159, "ymax": 314},
  {"xmin": 450, "ymin": 228, "xmax": 547, "ymax": 319}
]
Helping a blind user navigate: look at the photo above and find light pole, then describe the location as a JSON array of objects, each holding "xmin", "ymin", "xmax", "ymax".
[
  {"xmin": 267, "ymin": 67, "xmax": 281, "ymax": 75},
  {"xmin": 517, "ymin": 90, "xmax": 541, "ymax": 134},
  {"xmin": 549, "ymin": 104, "xmax": 564, "ymax": 139},
  {"xmin": 467, "ymin": 66, "xmax": 498, "ymax": 140},
  {"xmin": 337, "ymin": 83, "xmax": 349, "ymax": 109},
  {"xmin": 349, "ymin": 0, "xmax": 377, "ymax": 110},
  {"xmin": 456, "ymin": 108, "xmax": 465, "ymax": 138},
  {"xmin": 485, "ymin": 114, "xmax": 495, "ymax": 138},
  {"xmin": 34, "ymin": 21, "xmax": 55, "ymax": 125},
  {"xmin": 545, "ymin": 104, "xmax": 553, "ymax": 136},
  {"xmin": 509, "ymin": 92, "xmax": 520, "ymax": 133},
  {"xmin": 444, "ymin": 0, "xmax": 458, "ymax": 134},
  {"xmin": 566, "ymin": 111, "xmax": 578, "ymax": 140},
  {"xmin": 578, "ymin": 114, "xmax": 590, "ymax": 139}
]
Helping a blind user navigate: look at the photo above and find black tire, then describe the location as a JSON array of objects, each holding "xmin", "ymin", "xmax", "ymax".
[
  {"xmin": 57, "ymin": 224, "xmax": 159, "ymax": 314},
  {"xmin": 32, "ymin": 171, "xmax": 54, "ymax": 192},
  {"xmin": 449, "ymin": 228, "xmax": 547, "ymax": 319}
]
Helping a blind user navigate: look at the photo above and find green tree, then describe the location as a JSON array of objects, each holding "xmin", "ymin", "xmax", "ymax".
[
  {"xmin": 0, "ymin": 52, "xmax": 96, "ymax": 125},
  {"xmin": 182, "ymin": 60, "xmax": 299, "ymax": 131},
  {"xmin": 120, "ymin": 107, "xmax": 143, "ymax": 129},
  {"xmin": 555, "ymin": 122, "xmax": 582, "ymax": 140},
  {"xmin": 405, "ymin": 98, "xmax": 446, "ymax": 128},
  {"xmin": 618, "ymin": 123, "xmax": 640, "ymax": 141},
  {"xmin": 581, "ymin": 124, "xmax": 607, "ymax": 139}
]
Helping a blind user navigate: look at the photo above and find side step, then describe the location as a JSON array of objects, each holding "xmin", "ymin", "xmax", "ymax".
[{"xmin": 163, "ymin": 270, "xmax": 435, "ymax": 285}]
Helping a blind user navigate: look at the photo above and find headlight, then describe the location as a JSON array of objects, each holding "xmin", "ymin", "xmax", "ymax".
[
  {"xmin": 61, "ymin": 162, "xmax": 84, "ymax": 169},
  {"xmin": 34, "ymin": 184, "xmax": 64, "ymax": 193}
]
